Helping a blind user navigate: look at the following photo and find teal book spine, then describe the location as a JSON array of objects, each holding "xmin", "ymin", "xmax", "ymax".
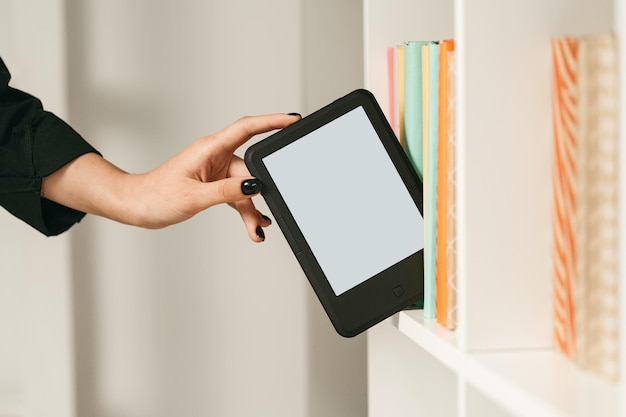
[
  {"xmin": 403, "ymin": 41, "xmax": 428, "ymax": 180},
  {"xmin": 423, "ymin": 42, "xmax": 440, "ymax": 319}
]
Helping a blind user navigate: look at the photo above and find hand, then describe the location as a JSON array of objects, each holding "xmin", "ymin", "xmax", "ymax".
[{"xmin": 41, "ymin": 113, "xmax": 301, "ymax": 242}]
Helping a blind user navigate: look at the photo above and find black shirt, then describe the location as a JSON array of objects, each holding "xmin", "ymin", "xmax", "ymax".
[{"xmin": 0, "ymin": 56, "xmax": 100, "ymax": 236}]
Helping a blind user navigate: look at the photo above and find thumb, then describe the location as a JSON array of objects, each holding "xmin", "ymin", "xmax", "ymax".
[{"xmin": 203, "ymin": 177, "xmax": 263, "ymax": 206}]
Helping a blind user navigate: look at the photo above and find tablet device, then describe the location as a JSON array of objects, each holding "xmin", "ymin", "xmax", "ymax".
[{"xmin": 245, "ymin": 89, "xmax": 424, "ymax": 337}]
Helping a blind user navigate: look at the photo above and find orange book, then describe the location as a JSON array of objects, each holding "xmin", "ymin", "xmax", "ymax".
[
  {"xmin": 446, "ymin": 49, "xmax": 458, "ymax": 330},
  {"xmin": 435, "ymin": 40, "xmax": 455, "ymax": 326},
  {"xmin": 551, "ymin": 37, "xmax": 578, "ymax": 357}
]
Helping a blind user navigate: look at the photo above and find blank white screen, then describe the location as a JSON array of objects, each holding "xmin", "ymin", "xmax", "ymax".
[{"xmin": 263, "ymin": 106, "xmax": 424, "ymax": 296}]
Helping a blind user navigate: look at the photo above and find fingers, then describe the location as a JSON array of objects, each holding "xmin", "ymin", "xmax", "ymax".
[
  {"xmin": 228, "ymin": 155, "xmax": 250, "ymax": 177},
  {"xmin": 213, "ymin": 113, "xmax": 301, "ymax": 152},
  {"xmin": 190, "ymin": 113, "xmax": 299, "ymax": 240},
  {"xmin": 198, "ymin": 177, "xmax": 262, "ymax": 208},
  {"xmin": 194, "ymin": 177, "xmax": 271, "ymax": 242},
  {"xmin": 233, "ymin": 198, "xmax": 272, "ymax": 243}
]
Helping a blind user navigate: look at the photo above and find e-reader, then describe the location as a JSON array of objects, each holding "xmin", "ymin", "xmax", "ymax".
[{"xmin": 245, "ymin": 89, "xmax": 424, "ymax": 337}]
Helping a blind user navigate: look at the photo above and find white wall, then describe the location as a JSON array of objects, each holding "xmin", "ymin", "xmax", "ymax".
[
  {"xmin": 0, "ymin": 1, "xmax": 76, "ymax": 416},
  {"xmin": 65, "ymin": 1, "xmax": 365, "ymax": 417},
  {"xmin": 1, "ymin": 0, "xmax": 365, "ymax": 416}
]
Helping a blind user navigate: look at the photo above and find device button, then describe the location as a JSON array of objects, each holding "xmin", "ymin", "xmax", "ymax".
[{"xmin": 392, "ymin": 285, "xmax": 405, "ymax": 297}]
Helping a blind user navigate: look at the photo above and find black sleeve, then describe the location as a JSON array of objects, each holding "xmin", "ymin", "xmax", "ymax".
[{"xmin": 0, "ymin": 56, "xmax": 101, "ymax": 236}]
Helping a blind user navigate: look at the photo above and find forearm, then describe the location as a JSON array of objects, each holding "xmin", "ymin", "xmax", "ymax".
[
  {"xmin": 2, "ymin": 57, "xmax": 104, "ymax": 235},
  {"xmin": 3, "ymin": 55, "xmax": 294, "ymax": 238},
  {"xmin": 41, "ymin": 152, "xmax": 150, "ymax": 227},
  {"xmin": 14, "ymin": 112, "xmax": 297, "ymax": 238}
]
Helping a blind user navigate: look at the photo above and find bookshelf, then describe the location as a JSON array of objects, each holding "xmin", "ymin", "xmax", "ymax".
[{"xmin": 364, "ymin": 0, "xmax": 625, "ymax": 416}]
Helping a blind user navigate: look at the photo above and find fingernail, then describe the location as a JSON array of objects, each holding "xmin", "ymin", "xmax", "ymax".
[
  {"xmin": 287, "ymin": 112, "xmax": 301, "ymax": 117},
  {"xmin": 241, "ymin": 179, "xmax": 262, "ymax": 195},
  {"xmin": 261, "ymin": 214, "xmax": 272, "ymax": 224},
  {"xmin": 256, "ymin": 226, "xmax": 265, "ymax": 241}
]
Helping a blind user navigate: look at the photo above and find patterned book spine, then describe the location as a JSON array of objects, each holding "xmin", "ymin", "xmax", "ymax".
[
  {"xmin": 574, "ymin": 33, "xmax": 619, "ymax": 382},
  {"xmin": 551, "ymin": 37, "xmax": 578, "ymax": 357},
  {"xmin": 446, "ymin": 49, "xmax": 458, "ymax": 330}
]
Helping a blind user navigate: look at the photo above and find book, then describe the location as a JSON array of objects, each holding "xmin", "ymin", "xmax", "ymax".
[
  {"xmin": 573, "ymin": 33, "xmax": 619, "ymax": 382},
  {"xmin": 551, "ymin": 32, "xmax": 619, "ymax": 383},
  {"xmin": 422, "ymin": 44, "xmax": 430, "ymax": 191},
  {"xmin": 386, "ymin": 39, "xmax": 457, "ymax": 324},
  {"xmin": 551, "ymin": 36, "xmax": 578, "ymax": 358},
  {"xmin": 403, "ymin": 41, "xmax": 429, "ymax": 180},
  {"xmin": 423, "ymin": 42, "xmax": 440, "ymax": 320},
  {"xmin": 436, "ymin": 40, "xmax": 455, "ymax": 327},
  {"xmin": 397, "ymin": 45, "xmax": 406, "ymax": 145},
  {"xmin": 446, "ymin": 49, "xmax": 458, "ymax": 330},
  {"xmin": 386, "ymin": 47, "xmax": 398, "ymax": 136}
]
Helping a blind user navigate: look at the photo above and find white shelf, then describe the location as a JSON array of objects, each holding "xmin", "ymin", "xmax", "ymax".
[
  {"xmin": 365, "ymin": 0, "xmax": 625, "ymax": 415},
  {"xmin": 395, "ymin": 310, "xmax": 619, "ymax": 417}
]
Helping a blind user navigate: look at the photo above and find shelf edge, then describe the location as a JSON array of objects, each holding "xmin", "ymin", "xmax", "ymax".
[{"xmin": 395, "ymin": 310, "xmax": 618, "ymax": 417}]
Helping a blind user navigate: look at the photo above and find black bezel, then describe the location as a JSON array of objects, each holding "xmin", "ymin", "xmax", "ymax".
[{"xmin": 245, "ymin": 89, "xmax": 424, "ymax": 337}]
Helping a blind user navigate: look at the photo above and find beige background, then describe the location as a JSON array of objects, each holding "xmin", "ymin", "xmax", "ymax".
[{"xmin": 0, "ymin": 1, "xmax": 366, "ymax": 416}]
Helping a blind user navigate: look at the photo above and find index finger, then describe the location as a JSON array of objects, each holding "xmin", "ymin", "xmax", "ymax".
[{"xmin": 211, "ymin": 113, "xmax": 301, "ymax": 151}]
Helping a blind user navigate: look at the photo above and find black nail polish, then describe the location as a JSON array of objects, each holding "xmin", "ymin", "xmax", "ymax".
[
  {"xmin": 241, "ymin": 179, "xmax": 262, "ymax": 195},
  {"xmin": 261, "ymin": 214, "xmax": 272, "ymax": 224},
  {"xmin": 287, "ymin": 112, "xmax": 301, "ymax": 117},
  {"xmin": 256, "ymin": 226, "xmax": 265, "ymax": 241}
]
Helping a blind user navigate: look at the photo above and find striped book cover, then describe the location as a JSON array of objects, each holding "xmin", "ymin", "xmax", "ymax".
[{"xmin": 551, "ymin": 37, "xmax": 578, "ymax": 358}]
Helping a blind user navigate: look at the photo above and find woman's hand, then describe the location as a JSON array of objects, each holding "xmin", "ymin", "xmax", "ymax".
[{"xmin": 41, "ymin": 113, "xmax": 301, "ymax": 242}]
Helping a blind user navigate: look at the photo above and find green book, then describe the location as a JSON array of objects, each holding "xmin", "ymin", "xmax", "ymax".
[{"xmin": 403, "ymin": 41, "xmax": 429, "ymax": 181}]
